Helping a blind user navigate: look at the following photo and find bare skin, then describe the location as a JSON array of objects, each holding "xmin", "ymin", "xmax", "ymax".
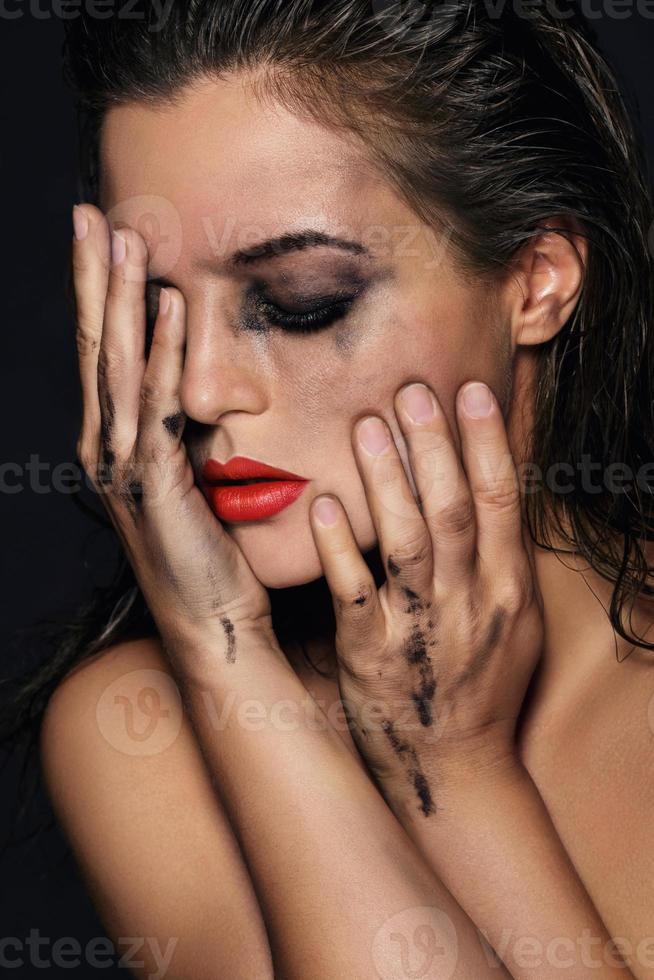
[{"xmin": 40, "ymin": 72, "xmax": 654, "ymax": 979}]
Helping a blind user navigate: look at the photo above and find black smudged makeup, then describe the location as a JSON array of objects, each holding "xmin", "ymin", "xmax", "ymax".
[
  {"xmin": 239, "ymin": 278, "xmax": 366, "ymax": 335},
  {"xmin": 145, "ymin": 263, "xmax": 373, "ymax": 343}
]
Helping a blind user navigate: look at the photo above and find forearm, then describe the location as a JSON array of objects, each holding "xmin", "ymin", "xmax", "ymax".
[
  {"xmin": 173, "ymin": 639, "xmax": 510, "ymax": 980},
  {"xmin": 386, "ymin": 754, "xmax": 634, "ymax": 980}
]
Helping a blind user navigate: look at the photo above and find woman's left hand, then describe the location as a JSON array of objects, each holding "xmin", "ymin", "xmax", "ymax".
[{"xmin": 309, "ymin": 380, "xmax": 544, "ymax": 816}]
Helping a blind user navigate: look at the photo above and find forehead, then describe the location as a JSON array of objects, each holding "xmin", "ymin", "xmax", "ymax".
[{"xmin": 99, "ymin": 74, "xmax": 406, "ymax": 275}]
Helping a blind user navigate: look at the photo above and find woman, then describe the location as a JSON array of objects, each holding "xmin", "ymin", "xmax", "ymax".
[{"xmin": 8, "ymin": 0, "xmax": 654, "ymax": 976}]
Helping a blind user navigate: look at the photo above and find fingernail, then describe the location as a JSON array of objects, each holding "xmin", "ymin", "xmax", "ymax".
[
  {"xmin": 72, "ymin": 205, "xmax": 88, "ymax": 241},
  {"xmin": 401, "ymin": 383, "xmax": 436, "ymax": 423},
  {"xmin": 111, "ymin": 230, "xmax": 127, "ymax": 266},
  {"xmin": 358, "ymin": 417, "xmax": 391, "ymax": 455},
  {"xmin": 461, "ymin": 382, "xmax": 493, "ymax": 418},
  {"xmin": 313, "ymin": 496, "xmax": 339, "ymax": 527},
  {"xmin": 159, "ymin": 288, "xmax": 171, "ymax": 316}
]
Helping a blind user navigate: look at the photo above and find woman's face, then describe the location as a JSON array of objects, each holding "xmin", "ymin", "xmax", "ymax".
[{"xmin": 100, "ymin": 74, "xmax": 513, "ymax": 588}]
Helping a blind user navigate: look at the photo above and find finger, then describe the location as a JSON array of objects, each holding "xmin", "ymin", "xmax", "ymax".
[
  {"xmin": 72, "ymin": 204, "xmax": 111, "ymax": 471},
  {"xmin": 394, "ymin": 382, "xmax": 477, "ymax": 590},
  {"xmin": 309, "ymin": 494, "xmax": 386, "ymax": 679},
  {"xmin": 352, "ymin": 415, "xmax": 433, "ymax": 608},
  {"xmin": 456, "ymin": 381, "xmax": 524, "ymax": 577},
  {"xmin": 97, "ymin": 226, "xmax": 149, "ymax": 485},
  {"xmin": 135, "ymin": 286, "xmax": 187, "ymax": 495}
]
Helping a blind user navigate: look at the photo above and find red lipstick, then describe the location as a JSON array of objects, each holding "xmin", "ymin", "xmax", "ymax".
[{"xmin": 202, "ymin": 456, "xmax": 310, "ymax": 522}]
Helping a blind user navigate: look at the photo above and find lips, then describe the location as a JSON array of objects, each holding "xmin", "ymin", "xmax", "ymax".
[{"xmin": 202, "ymin": 455, "xmax": 310, "ymax": 522}]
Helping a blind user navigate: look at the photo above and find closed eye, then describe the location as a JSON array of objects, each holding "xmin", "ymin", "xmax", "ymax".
[
  {"xmin": 144, "ymin": 278, "xmax": 365, "ymax": 344},
  {"xmin": 252, "ymin": 288, "xmax": 359, "ymax": 334}
]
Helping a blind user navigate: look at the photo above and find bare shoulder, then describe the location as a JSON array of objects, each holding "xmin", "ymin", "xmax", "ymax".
[
  {"xmin": 40, "ymin": 635, "xmax": 273, "ymax": 980},
  {"xmin": 521, "ymin": 598, "xmax": 654, "ymax": 957}
]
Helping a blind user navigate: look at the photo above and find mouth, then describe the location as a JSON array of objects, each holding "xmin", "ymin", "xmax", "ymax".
[
  {"xmin": 211, "ymin": 477, "xmax": 279, "ymax": 487},
  {"xmin": 202, "ymin": 456, "xmax": 310, "ymax": 522}
]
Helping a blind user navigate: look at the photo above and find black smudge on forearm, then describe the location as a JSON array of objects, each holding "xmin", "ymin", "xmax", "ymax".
[{"xmin": 220, "ymin": 616, "xmax": 236, "ymax": 663}]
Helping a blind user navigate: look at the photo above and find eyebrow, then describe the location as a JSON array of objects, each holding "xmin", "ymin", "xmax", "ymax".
[{"xmin": 192, "ymin": 229, "xmax": 372, "ymax": 273}]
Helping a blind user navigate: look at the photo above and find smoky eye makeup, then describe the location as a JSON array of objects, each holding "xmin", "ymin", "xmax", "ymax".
[
  {"xmin": 144, "ymin": 275, "xmax": 368, "ymax": 344},
  {"xmin": 144, "ymin": 251, "xmax": 383, "ymax": 346},
  {"xmin": 241, "ymin": 276, "xmax": 368, "ymax": 335}
]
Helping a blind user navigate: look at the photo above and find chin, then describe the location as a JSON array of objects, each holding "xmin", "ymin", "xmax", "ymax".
[
  {"xmin": 227, "ymin": 520, "xmax": 329, "ymax": 590},
  {"xmin": 225, "ymin": 502, "xmax": 379, "ymax": 591}
]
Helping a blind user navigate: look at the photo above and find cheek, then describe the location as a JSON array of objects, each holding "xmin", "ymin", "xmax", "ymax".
[
  {"xmin": 379, "ymin": 299, "xmax": 507, "ymax": 423},
  {"xmin": 276, "ymin": 294, "xmax": 503, "ymax": 469}
]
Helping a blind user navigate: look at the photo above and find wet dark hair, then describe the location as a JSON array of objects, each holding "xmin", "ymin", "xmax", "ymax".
[{"xmin": 3, "ymin": 0, "xmax": 654, "ymax": 842}]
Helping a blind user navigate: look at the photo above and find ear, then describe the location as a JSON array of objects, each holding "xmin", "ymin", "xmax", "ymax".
[{"xmin": 504, "ymin": 217, "xmax": 588, "ymax": 347}]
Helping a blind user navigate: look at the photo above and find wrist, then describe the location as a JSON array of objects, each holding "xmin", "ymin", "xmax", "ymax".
[
  {"xmin": 159, "ymin": 618, "xmax": 290, "ymax": 691},
  {"xmin": 378, "ymin": 731, "xmax": 526, "ymax": 825}
]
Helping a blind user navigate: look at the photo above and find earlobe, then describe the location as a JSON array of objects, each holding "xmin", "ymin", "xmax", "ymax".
[{"xmin": 508, "ymin": 219, "xmax": 588, "ymax": 348}]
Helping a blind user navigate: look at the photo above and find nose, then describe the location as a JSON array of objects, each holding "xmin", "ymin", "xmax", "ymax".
[{"xmin": 178, "ymin": 300, "xmax": 268, "ymax": 425}]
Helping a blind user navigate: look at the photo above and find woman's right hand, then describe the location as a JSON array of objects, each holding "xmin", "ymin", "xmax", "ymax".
[{"xmin": 72, "ymin": 204, "xmax": 276, "ymax": 678}]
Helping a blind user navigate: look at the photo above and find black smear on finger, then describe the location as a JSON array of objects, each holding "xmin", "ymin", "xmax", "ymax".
[
  {"xmin": 387, "ymin": 556, "xmax": 401, "ymax": 577},
  {"xmin": 162, "ymin": 412, "xmax": 184, "ymax": 438},
  {"xmin": 121, "ymin": 479, "xmax": 144, "ymax": 525},
  {"xmin": 98, "ymin": 446, "xmax": 115, "ymax": 487},
  {"xmin": 101, "ymin": 389, "xmax": 115, "ymax": 439},
  {"xmin": 402, "ymin": 585, "xmax": 427, "ymax": 615},
  {"xmin": 98, "ymin": 389, "xmax": 116, "ymax": 486},
  {"xmin": 126, "ymin": 479, "xmax": 143, "ymax": 507},
  {"xmin": 220, "ymin": 617, "xmax": 236, "ymax": 663}
]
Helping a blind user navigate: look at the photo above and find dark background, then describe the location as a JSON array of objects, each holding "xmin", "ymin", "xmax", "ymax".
[{"xmin": 1, "ymin": 6, "xmax": 653, "ymax": 977}]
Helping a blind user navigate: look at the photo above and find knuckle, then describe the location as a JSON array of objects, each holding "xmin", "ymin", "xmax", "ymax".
[
  {"xmin": 369, "ymin": 455, "xmax": 405, "ymax": 490},
  {"xmin": 496, "ymin": 577, "xmax": 531, "ymax": 616},
  {"xmin": 75, "ymin": 321, "xmax": 101, "ymax": 359},
  {"xmin": 429, "ymin": 429, "xmax": 452, "ymax": 456},
  {"xmin": 96, "ymin": 345, "xmax": 109, "ymax": 378},
  {"xmin": 97, "ymin": 340, "xmax": 126, "ymax": 381},
  {"xmin": 335, "ymin": 580, "xmax": 377, "ymax": 619},
  {"xmin": 436, "ymin": 495, "xmax": 475, "ymax": 537},
  {"xmin": 94, "ymin": 460, "xmax": 112, "ymax": 489},
  {"xmin": 139, "ymin": 379, "xmax": 166, "ymax": 411},
  {"xmin": 386, "ymin": 535, "xmax": 432, "ymax": 574},
  {"xmin": 475, "ymin": 478, "xmax": 520, "ymax": 512},
  {"xmin": 76, "ymin": 442, "xmax": 96, "ymax": 478}
]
